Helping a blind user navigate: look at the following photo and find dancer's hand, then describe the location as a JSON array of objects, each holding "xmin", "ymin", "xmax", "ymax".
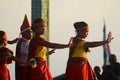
[{"xmin": 106, "ymin": 31, "xmax": 113, "ymax": 43}]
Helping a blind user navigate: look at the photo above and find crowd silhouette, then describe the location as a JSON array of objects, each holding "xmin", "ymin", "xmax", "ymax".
[{"xmin": 94, "ymin": 54, "xmax": 120, "ymax": 80}]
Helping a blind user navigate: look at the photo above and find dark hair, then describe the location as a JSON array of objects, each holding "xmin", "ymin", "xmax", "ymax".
[
  {"xmin": 0, "ymin": 30, "xmax": 5, "ymax": 38},
  {"xmin": 31, "ymin": 18, "xmax": 44, "ymax": 32},
  {"xmin": 109, "ymin": 54, "xmax": 117, "ymax": 63},
  {"xmin": 0, "ymin": 30, "xmax": 5, "ymax": 44},
  {"xmin": 33, "ymin": 18, "xmax": 43, "ymax": 24},
  {"xmin": 73, "ymin": 21, "xmax": 88, "ymax": 29}
]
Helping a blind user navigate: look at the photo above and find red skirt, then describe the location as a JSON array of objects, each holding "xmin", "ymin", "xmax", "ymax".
[
  {"xmin": 29, "ymin": 58, "xmax": 52, "ymax": 80},
  {"xmin": 66, "ymin": 57, "xmax": 95, "ymax": 80},
  {"xmin": 0, "ymin": 65, "xmax": 10, "ymax": 80}
]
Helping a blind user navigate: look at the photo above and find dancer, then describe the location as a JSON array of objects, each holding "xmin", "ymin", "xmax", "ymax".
[
  {"xmin": 65, "ymin": 21, "xmax": 113, "ymax": 80},
  {"xmin": 0, "ymin": 30, "xmax": 29, "ymax": 80},
  {"xmin": 15, "ymin": 14, "xmax": 33, "ymax": 80},
  {"xmin": 28, "ymin": 18, "xmax": 72, "ymax": 80}
]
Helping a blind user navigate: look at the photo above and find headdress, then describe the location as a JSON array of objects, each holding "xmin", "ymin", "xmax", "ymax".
[{"xmin": 20, "ymin": 14, "xmax": 31, "ymax": 33}]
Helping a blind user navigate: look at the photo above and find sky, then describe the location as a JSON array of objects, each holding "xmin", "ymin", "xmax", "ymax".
[{"xmin": 0, "ymin": 0, "xmax": 120, "ymax": 80}]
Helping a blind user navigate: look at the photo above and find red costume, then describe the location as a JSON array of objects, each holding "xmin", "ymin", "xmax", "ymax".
[
  {"xmin": 66, "ymin": 39, "xmax": 95, "ymax": 80},
  {"xmin": 28, "ymin": 37, "xmax": 52, "ymax": 80},
  {"xmin": 0, "ymin": 47, "xmax": 13, "ymax": 80}
]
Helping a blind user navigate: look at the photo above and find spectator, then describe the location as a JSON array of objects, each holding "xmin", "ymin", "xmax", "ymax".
[
  {"xmin": 94, "ymin": 66, "xmax": 102, "ymax": 80},
  {"xmin": 102, "ymin": 54, "xmax": 120, "ymax": 80}
]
